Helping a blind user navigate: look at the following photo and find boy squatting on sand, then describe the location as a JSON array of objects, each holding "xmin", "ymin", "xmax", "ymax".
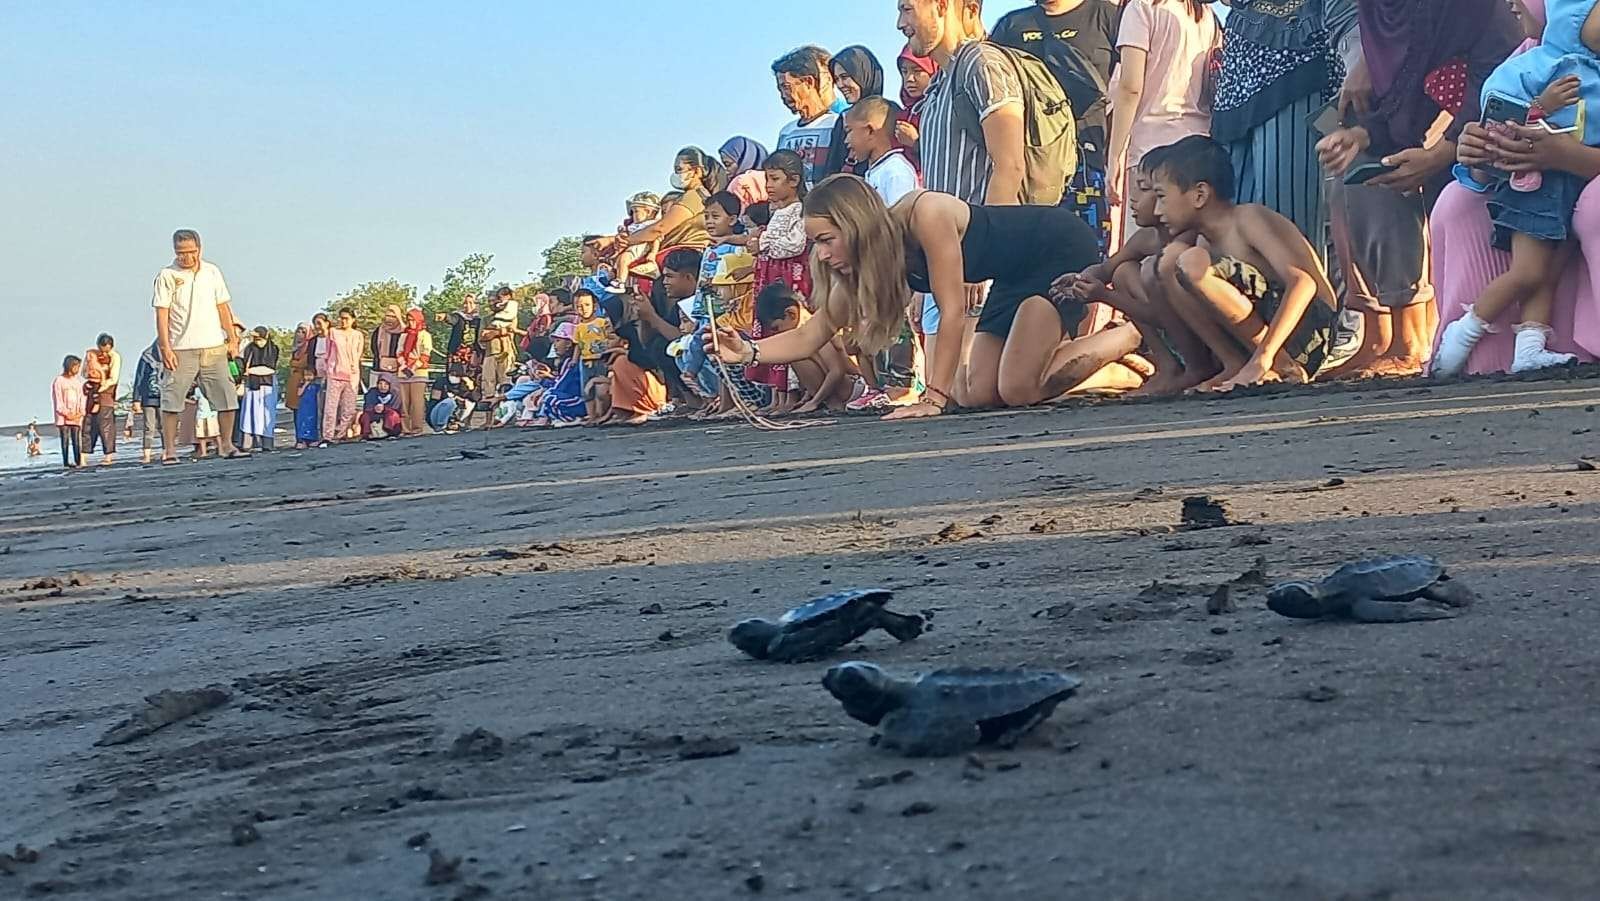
[{"xmin": 1056, "ymin": 136, "xmax": 1339, "ymax": 393}]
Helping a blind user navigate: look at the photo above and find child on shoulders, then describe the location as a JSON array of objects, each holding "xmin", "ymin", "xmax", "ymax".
[{"xmin": 1150, "ymin": 136, "xmax": 1340, "ymax": 391}]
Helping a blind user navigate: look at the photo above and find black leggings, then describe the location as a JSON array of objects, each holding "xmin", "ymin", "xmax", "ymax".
[{"xmin": 59, "ymin": 425, "xmax": 81, "ymax": 467}]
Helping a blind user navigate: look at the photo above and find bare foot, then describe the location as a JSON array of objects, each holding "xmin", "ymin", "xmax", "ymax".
[
  {"xmin": 620, "ymin": 414, "xmax": 652, "ymax": 426},
  {"xmin": 1130, "ymin": 373, "xmax": 1189, "ymax": 398},
  {"xmin": 1118, "ymin": 354, "xmax": 1157, "ymax": 379},
  {"xmin": 1217, "ymin": 359, "xmax": 1280, "ymax": 392},
  {"xmin": 1348, "ymin": 355, "xmax": 1426, "ymax": 379},
  {"xmin": 1187, "ymin": 367, "xmax": 1240, "ymax": 394}
]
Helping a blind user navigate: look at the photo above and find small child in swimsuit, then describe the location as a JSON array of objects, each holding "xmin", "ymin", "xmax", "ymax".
[
  {"xmin": 1148, "ymin": 136, "xmax": 1340, "ymax": 391},
  {"xmin": 1052, "ymin": 143, "xmax": 1210, "ymax": 395}
]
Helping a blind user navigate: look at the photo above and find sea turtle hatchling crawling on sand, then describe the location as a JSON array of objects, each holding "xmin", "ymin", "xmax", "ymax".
[
  {"xmin": 822, "ymin": 662, "xmax": 1082, "ymax": 757},
  {"xmin": 729, "ymin": 589, "xmax": 925, "ymax": 663},
  {"xmin": 1267, "ymin": 555, "xmax": 1475, "ymax": 623}
]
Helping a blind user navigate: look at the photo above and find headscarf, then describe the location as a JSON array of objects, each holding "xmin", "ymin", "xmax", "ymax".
[
  {"xmin": 290, "ymin": 323, "xmax": 310, "ymax": 358},
  {"xmin": 824, "ymin": 47, "xmax": 889, "ymax": 178},
  {"xmin": 1357, "ymin": 0, "xmax": 1520, "ymax": 153},
  {"xmin": 373, "ymin": 304, "xmax": 408, "ymax": 371},
  {"xmin": 897, "ymin": 45, "xmax": 937, "ymax": 113},
  {"xmin": 831, "ymin": 46, "xmax": 885, "ymax": 102},
  {"xmin": 402, "ymin": 307, "xmax": 426, "ymax": 358},
  {"xmin": 718, "ymin": 137, "xmax": 769, "ymax": 176}
]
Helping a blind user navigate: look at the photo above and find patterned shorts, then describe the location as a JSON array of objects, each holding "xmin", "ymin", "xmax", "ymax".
[{"xmin": 1209, "ymin": 256, "xmax": 1337, "ymax": 377}]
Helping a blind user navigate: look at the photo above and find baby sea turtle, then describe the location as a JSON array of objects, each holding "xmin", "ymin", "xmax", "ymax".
[
  {"xmin": 729, "ymin": 589, "xmax": 924, "ymax": 663},
  {"xmin": 1267, "ymin": 555, "xmax": 1474, "ymax": 623},
  {"xmin": 822, "ymin": 662, "xmax": 1081, "ymax": 757}
]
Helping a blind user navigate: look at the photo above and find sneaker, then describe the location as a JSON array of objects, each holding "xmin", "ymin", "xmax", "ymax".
[
  {"xmin": 1511, "ymin": 325, "xmax": 1578, "ymax": 373},
  {"xmin": 1433, "ymin": 312, "xmax": 1489, "ymax": 377},
  {"xmin": 846, "ymin": 390, "xmax": 891, "ymax": 413}
]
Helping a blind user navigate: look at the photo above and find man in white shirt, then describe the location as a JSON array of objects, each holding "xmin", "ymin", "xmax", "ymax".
[{"xmin": 152, "ymin": 228, "xmax": 246, "ymax": 462}]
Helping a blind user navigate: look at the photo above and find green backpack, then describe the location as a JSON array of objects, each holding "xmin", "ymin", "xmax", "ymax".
[{"xmin": 954, "ymin": 42, "xmax": 1079, "ymax": 206}]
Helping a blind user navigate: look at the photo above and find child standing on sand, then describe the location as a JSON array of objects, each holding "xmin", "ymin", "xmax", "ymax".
[
  {"xmin": 193, "ymin": 389, "xmax": 219, "ymax": 459},
  {"xmin": 51, "ymin": 355, "xmax": 86, "ymax": 469},
  {"xmin": 751, "ymin": 151, "xmax": 812, "ymax": 414}
]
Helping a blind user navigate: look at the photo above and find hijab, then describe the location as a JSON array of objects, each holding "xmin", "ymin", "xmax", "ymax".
[
  {"xmin": 290, "ymin": 323, "xmax": 310, "ymax": 358},
  {"xmin": 1358, "ymin": 0, "xmax": 1520, "ymax": 151},
  {"xmin": 719, "ymin": 137, "xmax": 769, "ymax": 176},
  {"xmin": 831, "ymin": 46, "xmax": 885, "ymax": 102},
  {"xmin": 402, "ymin": 307, "xmax": 426, "ymax": 358},
  {"xmin": 825, "ymin": 47, "xmax": 888, "ymax": 178},
  {"xmin": 375, "ymin": 304, "xmax": 407, "ymax": 362},
  {"xmin": 897, "ymin": 45, "xmax": 937, "ymax": 113}
]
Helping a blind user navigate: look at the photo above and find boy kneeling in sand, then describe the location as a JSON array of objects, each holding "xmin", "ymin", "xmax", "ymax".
[{"xmin": 1149, "ymin": 136, "xmax": 1339, "ymax": 391}]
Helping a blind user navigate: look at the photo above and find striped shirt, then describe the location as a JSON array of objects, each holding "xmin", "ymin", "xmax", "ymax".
[{"xmin": 917, "ymin": 40, "xmax": 1024, "ymax": 204}]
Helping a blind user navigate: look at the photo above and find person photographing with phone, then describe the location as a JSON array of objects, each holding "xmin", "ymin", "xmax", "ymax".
[
  {"xmin": 1435, "ymin": 0, "xmax": 1600, "ymax": 375},
  {"xmin": 1315, "ymin": 0, "xmax": 1522, "ymax": 380}
]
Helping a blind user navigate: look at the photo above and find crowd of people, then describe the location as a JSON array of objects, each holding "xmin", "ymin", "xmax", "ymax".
[{"xmin": 45, "ymin": 0, "xmax": 1600, "ymax": 469}]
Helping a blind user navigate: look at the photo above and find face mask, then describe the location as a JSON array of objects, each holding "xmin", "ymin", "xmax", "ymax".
[{"xmin": 670, "ymin": 173, "xmax": 689, "ymax": 191}]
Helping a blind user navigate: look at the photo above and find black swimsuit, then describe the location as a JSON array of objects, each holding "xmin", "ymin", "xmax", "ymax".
[{"xmin": 906, "ymin": 199, "xmax": 1100, "ymax": 338}]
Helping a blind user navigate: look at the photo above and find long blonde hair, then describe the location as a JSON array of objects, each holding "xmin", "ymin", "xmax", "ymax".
[{"xmin": 803, "ymin": 174, "xmax": 911, "ymax": 353}]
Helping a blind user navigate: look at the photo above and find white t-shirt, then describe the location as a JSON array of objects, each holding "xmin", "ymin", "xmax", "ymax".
[
  {"xmin": 864, "ymin": 149, "xmax": 921, "ymax": 206},
  {"xmin": 152, "ymin": 260, "xmax": 231, "ymax": 351}
]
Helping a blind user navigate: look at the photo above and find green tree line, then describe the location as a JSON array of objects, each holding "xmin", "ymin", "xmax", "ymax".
[{"xmin": 248, "ymin": 239, "xmax": 588, "ymax": 387}]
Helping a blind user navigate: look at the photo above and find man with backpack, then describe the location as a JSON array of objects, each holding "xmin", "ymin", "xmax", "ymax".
[
  {"xmin": 991, "ymin": 0, "xmax": 1122, "ymax": 253},
  {"xmin": 897, "ymin": 0, "xmax": 1081, "ymax": 348}
]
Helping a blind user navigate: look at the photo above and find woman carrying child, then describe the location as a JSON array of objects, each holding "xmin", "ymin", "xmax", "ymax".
[
  {"xmin": 1434, "ymin": 0, "xmax": 1600, "ymax": 375},
  {"xmin": 705, "ymin": 174, "xmax": 1143, "ymax": 417}
]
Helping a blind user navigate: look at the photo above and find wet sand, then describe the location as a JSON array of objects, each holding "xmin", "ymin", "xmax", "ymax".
[{"xmin": 4, "ymin": 375, "xmax": 1600, "ymax": 899}]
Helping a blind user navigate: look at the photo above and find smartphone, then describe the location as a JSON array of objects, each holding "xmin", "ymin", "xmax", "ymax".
[
  {"xmin": 1482, "ymin": 91, "xmax": 1532, "ymax": 128},
  {"xmin": 1309, "ymin": 99, "xmax": 1345, "ymax": 137},
  {"xmin": 1344, "ymin": 159, "xmax": 1397, "ymax": 185}
]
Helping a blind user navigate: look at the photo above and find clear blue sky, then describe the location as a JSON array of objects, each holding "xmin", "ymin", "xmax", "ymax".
[{"xmin": 0, "ymin": 1, "xmax": 1039, "ymax": 426}]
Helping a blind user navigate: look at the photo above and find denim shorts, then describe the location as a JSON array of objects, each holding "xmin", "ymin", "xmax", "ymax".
[{"xmin": 1487, "ymin": 170, "xmax": 1582, "ymax": 248}]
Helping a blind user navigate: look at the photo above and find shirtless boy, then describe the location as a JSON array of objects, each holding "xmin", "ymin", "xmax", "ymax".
[
  {"xmin": 1151, "ymin": 136, "xmax": 1339, "ymax": 391},
  {"xmin": 1052, "ymin": 144, "xmax": 1212, "ymax": 395}
]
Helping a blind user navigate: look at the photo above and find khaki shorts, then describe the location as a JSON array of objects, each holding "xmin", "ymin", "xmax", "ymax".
[{"xmin": 160, "ymin": 345, "xmax": 239, "ymax": 414}]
